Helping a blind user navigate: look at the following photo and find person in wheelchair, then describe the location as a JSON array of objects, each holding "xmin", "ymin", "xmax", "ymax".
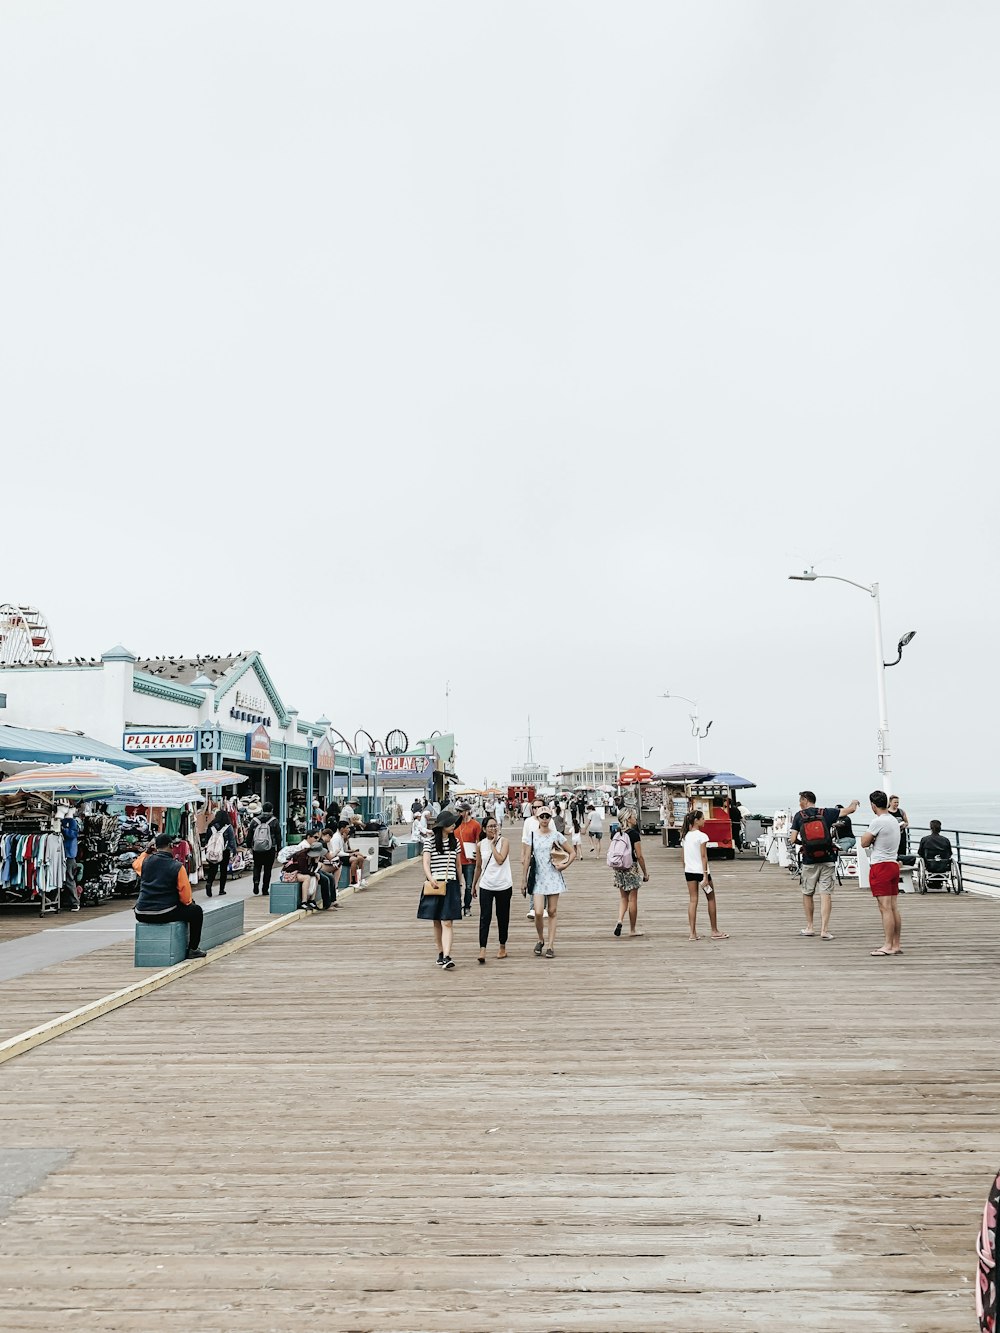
[
  {"xmin": 913, "ymin": 820, "xmax": 958, "ymax": 892},
  {"xmin": 917, "ymin": 820, "xmax": 952, "ymax": 870}
]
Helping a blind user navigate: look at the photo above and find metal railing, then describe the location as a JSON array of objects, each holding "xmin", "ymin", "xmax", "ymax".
[{"xmin": 830, "ymin": 821, "xmax": 1000, "ymax": 894}]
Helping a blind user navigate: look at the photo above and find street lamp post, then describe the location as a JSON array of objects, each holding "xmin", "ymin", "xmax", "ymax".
[
  {"xmin": 658, "ymin": 692, "xmax": 713, "ymax": 764},
  {"xmin": 788, "ymin": 568, "xmax": 916, "ymax": 793}
]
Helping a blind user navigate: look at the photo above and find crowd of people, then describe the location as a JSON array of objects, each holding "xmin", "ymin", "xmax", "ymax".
[
  {"xmin": 133, "ymin": 783, "xmax": 951, "ymax": 969},
  {"xmin": 131, "ymin": 796, "xmax": 375, "ymax": 956}
]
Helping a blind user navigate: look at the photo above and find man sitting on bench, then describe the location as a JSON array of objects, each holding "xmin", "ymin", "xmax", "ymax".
[{"xmin": 134, "ymin": 832, "xmax": 206, "ymax": 959}]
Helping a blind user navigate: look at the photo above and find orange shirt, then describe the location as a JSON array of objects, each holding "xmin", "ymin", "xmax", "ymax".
[
  {"xmin": 455, "ymin": 819, "xmax": 482, "ymax": 866},
  {"xmin": 133, "ymin": 852, "xmax": 193, "ymax": 905}
]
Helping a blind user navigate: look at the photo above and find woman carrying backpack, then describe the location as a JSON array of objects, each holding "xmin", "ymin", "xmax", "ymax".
[
  {"xmin": 612, "ymin": 809, "xmax": 648, "ymax": 938},
  {"xmin": 681, "ymin": 809, "xmax": 729, "ymax": 941},
  {"xmin": 203, "ymin": 810, "xmax": 237, "ymax": 897}
]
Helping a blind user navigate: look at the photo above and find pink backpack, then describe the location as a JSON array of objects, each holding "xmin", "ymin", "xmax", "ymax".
[{"xmin": 607, "ymin": 830, "xmax": 633, "ymax": 871}]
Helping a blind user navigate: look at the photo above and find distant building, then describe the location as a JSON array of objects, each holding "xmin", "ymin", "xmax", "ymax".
[
  {"xmin": 511, "ymin": 761, "xmax": 549, "ymax": 789},
  {"xmin": 556, "ymin": 762, "xmax": 619, "ymax": 790}
]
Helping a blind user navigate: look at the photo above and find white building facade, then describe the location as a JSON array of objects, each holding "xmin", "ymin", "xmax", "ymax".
[{"xmin": 0, "ymin": 645, "xmax": 362, "ymax": 833}]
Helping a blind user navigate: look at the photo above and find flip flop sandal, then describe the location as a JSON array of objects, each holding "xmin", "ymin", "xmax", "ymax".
[
  {"xmin": 533, "ymin": 941, "xmax": 544, "ymax": 956},
  {"xmin": 870, "ymin": 948, "xmax": 892, "ymax": 956},
  {"xmin": 613, "ymin": 923, "xmax": 623, "ymax": 937},
  {"xmin": 545, "ymin": 948, "xmax": 555, "ymax": 958}
]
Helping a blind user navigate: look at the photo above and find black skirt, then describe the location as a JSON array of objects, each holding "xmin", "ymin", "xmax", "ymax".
[{"xmin": 417, "ymin": 879, "xmax": 462, "ymax": 921}]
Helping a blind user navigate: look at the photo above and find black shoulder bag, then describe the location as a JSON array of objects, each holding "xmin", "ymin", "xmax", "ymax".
[{"xmin": 525, "ymin": 832, "xmax": 537, "ymax": 896}]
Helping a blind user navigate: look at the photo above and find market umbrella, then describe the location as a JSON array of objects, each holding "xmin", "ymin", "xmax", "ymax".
[
  {"xmin": 653, "ymin": 763, "xmax": 717, "ymax": 784},
  {"xmin": 0, "ymin": 760, "xmax": 204, "ymax": 808},
  {"xmin": 186, "ymin": 770, "xmax": 248, "ymax": 791},
  {"xmin": 708, "ymin": 771, "xmax": 756, "ymax": 789},
  {"xmin": 125, "ymin": 765, "xmax": 207, "ymax": 807},
  {"xmin": 0, "ymin": 765, "xmax": 116, "ymax": 802},
  {"xmin": 619, "ymin": 766, "xmax": 654, "ymax": 785}
]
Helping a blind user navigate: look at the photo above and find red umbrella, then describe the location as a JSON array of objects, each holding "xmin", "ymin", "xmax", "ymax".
[{"xmin": 619, "ymin": 766, "xmax": 653, "ymax": 785}]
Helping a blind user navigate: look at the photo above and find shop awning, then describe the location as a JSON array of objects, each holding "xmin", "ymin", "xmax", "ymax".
[{"xmin": 0, "ymin": 725, "xmax": 149, "ymax": 771}]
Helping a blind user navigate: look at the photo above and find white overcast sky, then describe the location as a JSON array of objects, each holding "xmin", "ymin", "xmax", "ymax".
[{"xmin": 1, "ymin": 1, "xmax": 996, "ymax": 797}]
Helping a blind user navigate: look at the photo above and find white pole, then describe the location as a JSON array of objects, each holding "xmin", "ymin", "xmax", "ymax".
[
  {"xmin": 872, "ymin": 582, "xmax": 893, "ymax": 793},
  {"xmin": 693, "ymin": 705, "xmax": 701, "ymax": 765}
]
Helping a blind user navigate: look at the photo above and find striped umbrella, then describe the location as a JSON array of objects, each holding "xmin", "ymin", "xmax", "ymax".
[
  {"xmin": 0, "ymin": 765, "xmax": 116, "ymax": 802},
  {"xmin": 0, "ymin": 760, "xmax": 203, "ymax": 808},
  {"xmin": 619, "ymin": 766, "xmax": 654, "ymax": 786},
  {"xmin": 186, "ymin": 770, "xmax": 248, "ymax": 791},
  {"xmin": 122, "ymin": 765, "xmax": 206, "ymax": 808}
]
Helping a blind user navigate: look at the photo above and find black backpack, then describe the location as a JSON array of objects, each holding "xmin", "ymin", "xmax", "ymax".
[{"xmin": 799, "ymin": 808, "xmax": 834, "ymax": 862}]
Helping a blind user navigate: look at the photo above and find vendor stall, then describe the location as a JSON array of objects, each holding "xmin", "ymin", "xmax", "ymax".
[{"xmin": 0, "ymin": 761, "xmax": 205, "ymax": 913}]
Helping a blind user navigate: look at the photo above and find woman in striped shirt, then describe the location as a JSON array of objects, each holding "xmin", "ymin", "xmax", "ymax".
[{"xmin": 419, "ymin": 810, "xmax": 462, "ymax": 970}]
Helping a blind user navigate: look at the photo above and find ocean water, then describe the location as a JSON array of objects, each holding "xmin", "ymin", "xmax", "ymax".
[{"xmin": 747, "ymin": 792, "xmax": 1000, "ymax": 837}]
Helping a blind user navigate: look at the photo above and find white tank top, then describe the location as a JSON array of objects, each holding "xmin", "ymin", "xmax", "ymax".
[{"xmin": 478, "ymin": 837, "xmax": 513, "ymax": 891}]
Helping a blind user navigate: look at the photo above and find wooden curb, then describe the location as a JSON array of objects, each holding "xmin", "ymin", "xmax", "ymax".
[{"xmin": 0, "ymin": 854, "xmax": 418, "ymax": 1068}]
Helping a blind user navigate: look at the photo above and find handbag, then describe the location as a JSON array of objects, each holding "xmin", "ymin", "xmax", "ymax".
[
  {"xmin": 423, "ymin": 878, "xmax": 447, "ymax": 897},
  {"xmin": 550, "ymin": 842, "xmax": 572, "ymax": 872},
  {"xmin": 525, "ymin": 833, "xmax": 537, "ymax": 895}
]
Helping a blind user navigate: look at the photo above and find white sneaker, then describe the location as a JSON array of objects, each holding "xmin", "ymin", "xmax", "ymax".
[
  {"xmin": 526, "ymin": 908, "xmax": 535, "ymax": 918},
  {"xmin": 360, "ymin": 879, "xmax": 368, "ymax": 887},
  {"xmin": 543, "ymin": 909, "xmax": 549, "ymax": 919}
]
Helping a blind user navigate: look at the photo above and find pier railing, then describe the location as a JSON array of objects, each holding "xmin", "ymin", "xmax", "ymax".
[{"xmin": 832, "ymin": 821, "xmax": 1000, "ymax": 894}]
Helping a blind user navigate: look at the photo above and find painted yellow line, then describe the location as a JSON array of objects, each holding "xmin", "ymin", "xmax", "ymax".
[{"xmin": 0, "ymin": 854, "xmax": 418, "ymax": 1068}]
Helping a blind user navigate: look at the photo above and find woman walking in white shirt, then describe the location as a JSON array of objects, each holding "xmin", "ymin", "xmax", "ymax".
[
  {"xmin": 472, "ymin": 815, "xmax": 513, "ymax": 964},
  {"xmin": 681, "ymin": 810, "xmax": 728, "ymax": 942}
]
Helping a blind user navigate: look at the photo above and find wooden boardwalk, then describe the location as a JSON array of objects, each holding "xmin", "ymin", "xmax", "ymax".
[{"xmin": 0, "ymin": 833, "xmax": 996, "ymax": 1331}]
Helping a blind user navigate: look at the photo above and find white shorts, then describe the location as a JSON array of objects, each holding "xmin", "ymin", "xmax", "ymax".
[{"xmin": 572, "ymin": 833, "xmax": 581, "ymax": 845}]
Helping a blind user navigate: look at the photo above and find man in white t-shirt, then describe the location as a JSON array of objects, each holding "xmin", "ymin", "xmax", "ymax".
[
  {"xmin": 493, "ymin": 798, "xmax": 505, "ymax": 828},
  {"xmin": 860, "ymin": 789, "xmax": 902, "ymax": 956}
]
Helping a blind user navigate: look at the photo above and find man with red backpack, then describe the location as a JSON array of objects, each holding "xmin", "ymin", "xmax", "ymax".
[{"xmin": 788, "ymin": 791, "xmax": 860, "ymax": 940}]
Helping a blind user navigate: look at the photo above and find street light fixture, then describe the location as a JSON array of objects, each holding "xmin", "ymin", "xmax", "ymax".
[
  {"xmin": 617, "ymin": 728, "xmax": 652, "ymax": 764},
  {"xmin": 788, "ymin": 567, "xmax": 916, "ymax": 791},
  {"xmin": 658, "ymin": 692, "xmax": 713, "ymax": 764}
]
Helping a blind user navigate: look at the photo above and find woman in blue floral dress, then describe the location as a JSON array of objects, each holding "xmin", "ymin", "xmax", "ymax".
[{"xmin": 519, "ymin": 807, "xmax": 575, "ymax": 958}]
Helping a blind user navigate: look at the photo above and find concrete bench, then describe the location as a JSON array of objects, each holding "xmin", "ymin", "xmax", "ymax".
[
  {"xmin": 269, "ymin": 882, "xmax": 304, "ymax": 914},
  {"xmin": 134, "ymin": 898, "xmax": 245, "ymax": 968}
]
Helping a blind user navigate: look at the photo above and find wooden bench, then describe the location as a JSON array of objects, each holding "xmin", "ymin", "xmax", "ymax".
[{"xmin": 134, "ymin": 898, "xmax": 245, "ymax": 968}]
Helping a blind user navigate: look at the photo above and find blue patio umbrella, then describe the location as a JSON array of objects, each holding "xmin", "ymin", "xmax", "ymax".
[{"xmin": 707, "ymin": 772, "xmax": 756, "ymax": 789}]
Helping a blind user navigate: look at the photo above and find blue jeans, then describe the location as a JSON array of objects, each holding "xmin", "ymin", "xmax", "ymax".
[{"xmin": 462, "ymin": 862, "xmax": 475, "ymax": 911}]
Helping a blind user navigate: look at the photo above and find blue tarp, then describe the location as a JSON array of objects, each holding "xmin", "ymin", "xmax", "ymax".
[{"xmin": 0, "ymin": 725, "xmax": 149, "ymax": 770}]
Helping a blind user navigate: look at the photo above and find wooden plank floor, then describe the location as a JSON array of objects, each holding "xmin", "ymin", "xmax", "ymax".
[{"xmin": 0, "ymin": 833, "xmax": 995, "ymax": 1331}]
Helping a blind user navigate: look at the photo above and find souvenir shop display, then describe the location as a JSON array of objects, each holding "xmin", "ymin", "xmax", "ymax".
[
  {"xmin": 287, "ymin": 788, "xmax": 307, "ymax": 837},
  {"xmin": 0, "ymin": 794, "xmax": 66, "ymax": 915},
  {"xmin": 77, "ymin": 810, "xmax": 125, "ymax": 906}
]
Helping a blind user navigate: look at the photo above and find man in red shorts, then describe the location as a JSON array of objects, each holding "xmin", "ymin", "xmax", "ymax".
[{"xmin": 860, "ymin": 789, "xmax": 902, "ymax": 956}]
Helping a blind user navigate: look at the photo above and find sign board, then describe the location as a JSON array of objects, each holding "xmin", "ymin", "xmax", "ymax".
[
  {"xmin": 236, "ymin": 688, "xmax": 267, "ymax": 714},
  {"xmin": 124, "ymin": 731, "xmax": 198, "ymax": 753},
  {"xmin": 375, "ymin": 755, "xmax": 435, "ymax": 779},
  {"xmin": 315, "ymin": 737, "xmax": 336, "ymax": 771},
  {"xmin": 246, "ymin": 725, "xmax": 271, "ymax": 763}
]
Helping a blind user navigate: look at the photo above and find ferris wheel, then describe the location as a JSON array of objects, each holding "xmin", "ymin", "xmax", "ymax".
[{"xmin": 0, "ymin": 605, "xmax": 55, "ymax": 665}]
